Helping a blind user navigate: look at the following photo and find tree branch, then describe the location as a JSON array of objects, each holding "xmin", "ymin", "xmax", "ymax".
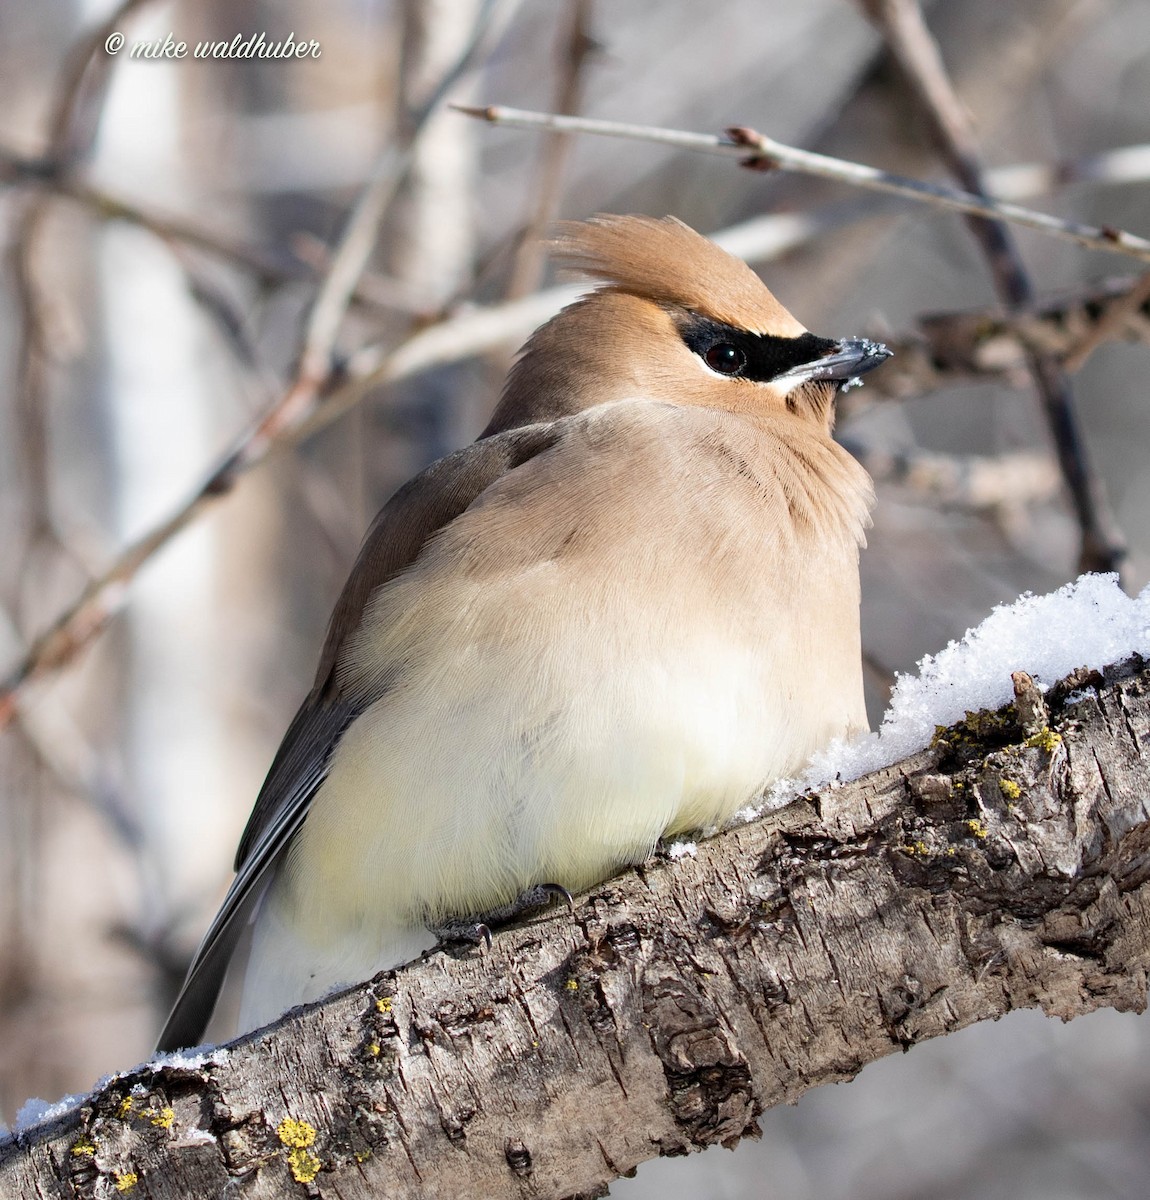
[
  {"xmin": 455, "ymin": 105, "xmax": 1150, "ymax": 267},
  {"xmin": 857, "ymin": 0, "xmax": 1125, "ymax": 577},
  {"xmin": 7, "ymin": 0, "xmax": 158, "ymax": 555},
  {"xmin": 842, "ymin": 444, "xmax": 1059, "ymax": 510},
  {"xmin": 503, "ymin": 0, "xmax": 597, "ymax": 300},
  {"xmin": 0, "ymin": 2, "xmax": 502, "ymax": 734},
  {"xmin": 850, "ymin": 274, "xmax": 1150, "ymax": 405},
  {"xmin": 4, "ymin": 657, "xmax": 1149, "ymax": 1198}
]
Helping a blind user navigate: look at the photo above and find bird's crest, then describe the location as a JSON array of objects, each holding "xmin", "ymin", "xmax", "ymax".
[{"xmin": 552, "ymin": 214, "xmax": 807, "ymax": 338}]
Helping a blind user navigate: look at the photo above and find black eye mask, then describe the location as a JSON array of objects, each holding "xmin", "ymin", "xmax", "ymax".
[{"xmin": 677, "ymin": 314, "xmax": 838, "ymax": 382}]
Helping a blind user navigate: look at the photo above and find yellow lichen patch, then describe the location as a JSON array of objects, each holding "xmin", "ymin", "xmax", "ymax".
[
  {"xmin": 277, "ymin": 1118, "xmax": 321, "ymax": 1183},
  {"xmin": 965, "ymin": 819, "xmax": 989, "ymax": 839},
  {"xmin": 565, "ymin": 978, "xmax": 579, "ymax": 991},
  {"xmin": 277, "ymin": 1117, "xmax": 317, "ymax": 1149},
  {"xmin": 354, "ymin": 1150, "xmax": 372, "ymax": 1164},
  {"xmin": 375, "ymin": 997, "xmax": 392, "ymax": 1014},
  {"xmin": 287, "ymin": 1147, "xmax": 322, "ymax": 1184},
  {"xmin": 71, "ymin": 1137, "xmax": 96, "ymax": 1158},
  {"xmin": 934, "ymin": 708, "xmax": 1014, "ymax": 749},
  {"xmin": 144, "ymin": 1106, "xmax": 175, "ymax": 1129},
  {"xmin": 898, "ymin": 841, "xmax": 930, "ymax": 856},
  {"xmin": 367, "ymin": 1041, "xmax": 381, "ymax": 1057},
  {"xmin": 964, "ymin": 708, "xmax": 1015, "ymax": 739},
  {"xmin": 114, "ymin": 1171, "xmax": 139, "ymax": 1191},
  {"xmin": 1025, "ymin": 727, "xmax": 1062, "ymax": 753},
  {"xmin": 999, "ymin": 779, "xmax": 1021, "ymax": 800},
  {"xmin": 117, "ymin": 1097, "xmax": 134, "ymax": 1119}
]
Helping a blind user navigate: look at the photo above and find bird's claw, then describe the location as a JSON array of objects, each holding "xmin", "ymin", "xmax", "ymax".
[
  {"xmin": 431, "ymin": 882, "xmax": 575, "ymax": 952},
  {"xmin": 537, "ymin": 882, "xmax": 574, "ymax": 911}
]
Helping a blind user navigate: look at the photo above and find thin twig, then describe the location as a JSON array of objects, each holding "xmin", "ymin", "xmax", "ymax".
[
  {"xmin": 504, "ymin": 0, "xmax": 597, "ymax": 299},
  {"xmin": 454, "ymin": 104, "xmax": 1150, "ymax": 267},
  {"xmin": 57, "ymin": 173, "xmax": 307, "ymax": 283},
  {"xmin": 6, "ymin": 136, "xmax": 1150, "ymax": 317},
  {"xmin": 842, "ymin": 445, "xmax": 1060, "ymax": 510},
  {"xmin": 917, "ymin": 276, "xmax": 1150, "ymax": 360},
  {"xmin": 988, "ymin": 143, "xmax": 1150, "ymax": 197},
  {"xmin": 836, "ymin": 275, "xmax": 1150, "ymax": 418},
  {"xmin": 858, "ymin": 0, "xmax": 1125, "ymax": 574},
  {"xmin": 0, "ymin": 152, "xmax": 442, "ymax": 318},
  {"xmin": 1062, "ymin": 269, "xmax": 1150, "ymax": 373},
  {"xmin": 298, "ymin": 0, "xmax": 503, "ymax": 387}
]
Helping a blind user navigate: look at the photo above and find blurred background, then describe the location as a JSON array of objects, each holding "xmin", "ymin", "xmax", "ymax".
[{"xmin": 1, "ymin": 0, "xmax": 1149, "ymax": 1194}]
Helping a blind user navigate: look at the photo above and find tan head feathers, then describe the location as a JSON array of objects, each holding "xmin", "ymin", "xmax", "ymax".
[{"xmin": 552, "ymin": 214, "xmax": 808, "ymax": 338}]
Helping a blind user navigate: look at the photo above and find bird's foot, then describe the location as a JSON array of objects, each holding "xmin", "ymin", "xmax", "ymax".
[
  {"xmin": 433, "ymin": 917, "xmax": 494, "ymax": 950},
  {"xmin": 432, "ymin": 883, "xmax": 574, "ymax": 950},
  {"xmin": 481, "ymin": 882, "xmax": 574, "ymax": 924}
]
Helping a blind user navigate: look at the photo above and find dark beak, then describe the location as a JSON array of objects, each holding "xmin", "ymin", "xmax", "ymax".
[{"xmin": 773, "ymin": 338, "xmax": 892, "ymax": 390}]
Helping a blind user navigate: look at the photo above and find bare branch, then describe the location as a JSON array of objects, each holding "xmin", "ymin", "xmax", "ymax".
[
  {"xmin": 0, "ymin": 154, "xmax": 447, "ymax": 322},
  {"xmin": 857, "ymin": 0, "xmax": 1125, "ymax": 576},
  {"xmin": 504, "ymin": 0, "xmax": 597, "ymax": 299},
  {"xmin": 988, "ymin": 143, "xmax": 1150, "ymax": 196},
  {"xmin": 843, "ymin": 445, "xmax": 1060, "ymax": 511},
  {"xmin": 0, "ymin": 6, "xmax": 500, "ymax": 730},
  {"xmin": 852, "ymin": 275, "xmax": 1150, "ymax": 404},
  {"xmin": 7, "ymin": 137, "xmax": 1150, "ymax": 299},
  {"xmin": 294, "ymin": 0, "xmax": 502, "ymax": 396},
  {"xmin": 1062, "ymin": 269, "xmax": 1150, "ymax": 373},
  {"xmin": 455, "ymin": 105, "xmax": 1150, "ymax": 267}
]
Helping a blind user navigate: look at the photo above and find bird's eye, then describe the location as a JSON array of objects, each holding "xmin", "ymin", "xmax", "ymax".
[{"xmin": 703, "ymin": 342, "xmax": 747, "ymax": 375}]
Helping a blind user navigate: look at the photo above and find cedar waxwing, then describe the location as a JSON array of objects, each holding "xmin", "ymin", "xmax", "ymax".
[{"xmin": 157, "ymin": 214, "xmax": 890, "ymax": 1052}]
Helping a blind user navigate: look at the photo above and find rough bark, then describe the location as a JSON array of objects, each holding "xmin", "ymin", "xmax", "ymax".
[{"xmin": 3, "ymin": 656, "xmax": 1149, "ymax": 1199}]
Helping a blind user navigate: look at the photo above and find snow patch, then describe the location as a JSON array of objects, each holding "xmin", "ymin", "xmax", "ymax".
[
  {"xmin": 147, "ymin": 1045, "xmax": 229, "ymax": 1072},
  {"xmin": 754, "ymin": 574, "xmax": 1150, "ymax": 815},
  {"xmin": 12, "ymin": 1093, "xmax": 87, "ymax": 1136},
  {"xmin": 7, "ymin": 1046, "xmax": 230, "ymax": 1141}
]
